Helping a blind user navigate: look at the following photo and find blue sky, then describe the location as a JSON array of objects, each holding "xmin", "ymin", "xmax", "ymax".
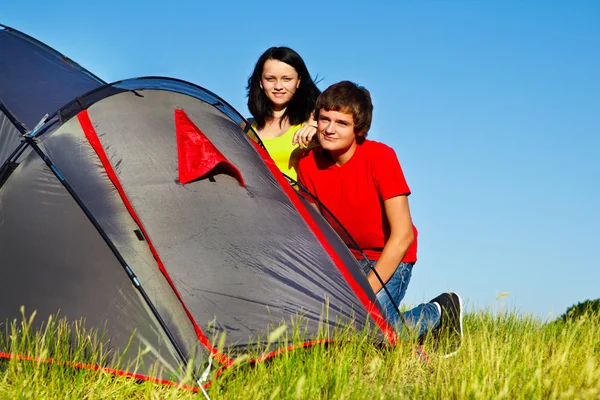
[{"xmin": 3, "ymin": 0, "xmax": 599, "ymax": 320}]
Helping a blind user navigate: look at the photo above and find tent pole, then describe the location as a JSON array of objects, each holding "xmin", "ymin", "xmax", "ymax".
[{"xmin": 24, "ymin": 137, "xmax": 204, "ymax": 388}]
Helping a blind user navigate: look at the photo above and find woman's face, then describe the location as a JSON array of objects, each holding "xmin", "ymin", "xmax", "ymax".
[{"xmin": 260, "ymin": 59, "xmax": 300, "ymax": 111}]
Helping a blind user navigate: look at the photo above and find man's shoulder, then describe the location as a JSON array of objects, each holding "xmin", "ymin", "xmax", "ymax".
[
  {"xmin": 363, "ymin": 139, "xmax": 394, "ymax": 151},
  {"xmin": 361, "ymin": 139, "xmax": 397, "ymax": 159}
]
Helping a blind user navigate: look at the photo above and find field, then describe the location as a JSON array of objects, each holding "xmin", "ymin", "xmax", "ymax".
[{"xmin": 1, "ymin": 309, "xmax": 599, "ymax": 399}]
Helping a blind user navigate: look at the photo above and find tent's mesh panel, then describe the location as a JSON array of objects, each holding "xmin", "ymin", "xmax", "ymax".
[{"xmin": 0, "ymin": 148, "xmax": 189, "ymax": 381}]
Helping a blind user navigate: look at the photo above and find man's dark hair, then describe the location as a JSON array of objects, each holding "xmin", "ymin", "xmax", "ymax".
[{"xmin": 315, "ymin": 81, "xmax": 373, "ymax": 143}]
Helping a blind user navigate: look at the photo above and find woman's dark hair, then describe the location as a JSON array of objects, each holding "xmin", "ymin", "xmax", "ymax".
[{"xmin": 247, "ymin": 47, "xmax": 320, "ymax": 129}]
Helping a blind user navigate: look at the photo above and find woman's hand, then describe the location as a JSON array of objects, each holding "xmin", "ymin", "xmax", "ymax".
[{"xmin": 292, "ymin": 123, "xmax": 318, "ymax": 148}]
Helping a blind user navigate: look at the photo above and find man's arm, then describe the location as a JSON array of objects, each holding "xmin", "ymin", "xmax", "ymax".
[{"xmin": 367, "ymin": 195, "xmax": 414, "ymax": 294}]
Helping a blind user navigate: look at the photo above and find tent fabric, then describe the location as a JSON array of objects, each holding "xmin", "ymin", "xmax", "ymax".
[
  {"xmin": 0, "ymin": 108, "xmax": 22, "ymax": 165},
  {"xmin": 1, "ymin": 75, "xmax": 395, "ymax": 387},
  {"xmin": 41, "ymin": 114, "xmax": 206, "ymax": 369},
  {"xmin": 0, "ymin": 147, "xmax": 186, "ymax": 379},
  {"xmin": 0, "ymin": 24, "xmax": 104, "ymax": 132},
  {"xmin": 77, "ymin": 88, "xmax": 386, "ymax": 343}
]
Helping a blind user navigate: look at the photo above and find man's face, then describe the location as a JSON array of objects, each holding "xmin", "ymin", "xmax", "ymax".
[{"xmin": 317, "ymin": 109, "xmax": 362, "ymax": 164}]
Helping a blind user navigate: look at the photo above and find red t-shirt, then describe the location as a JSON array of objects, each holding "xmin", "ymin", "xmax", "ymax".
[{"xmin": 297, "ymin": 140, "xmax": 418, "ymax": 262}]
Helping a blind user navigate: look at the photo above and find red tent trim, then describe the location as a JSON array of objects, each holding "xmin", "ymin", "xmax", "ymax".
[
  {"xmin": 0, "ymin": 351, "xmax": 201, "ymax": 391},
  {"xmin": 174, "ymin": 109, "xmax": 245, "ymax": 187}
]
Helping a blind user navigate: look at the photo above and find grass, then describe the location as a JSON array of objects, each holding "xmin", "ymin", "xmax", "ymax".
[{"xmin": 1, "ymin": 309, "xmax": 599, "ymax": 399}]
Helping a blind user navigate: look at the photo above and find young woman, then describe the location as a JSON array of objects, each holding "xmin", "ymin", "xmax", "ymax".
[{"xmin": 246, "ymin": 47, "xmax": 320, "ymax": 181}]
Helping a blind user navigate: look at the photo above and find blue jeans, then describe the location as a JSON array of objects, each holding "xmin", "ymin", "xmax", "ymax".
[{"xmin": 358, "ymin": 259, "xmax": 440, "ymax": 338}]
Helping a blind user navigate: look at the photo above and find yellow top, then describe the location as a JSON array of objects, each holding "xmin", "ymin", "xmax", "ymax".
[{"xmin": 253, "ymin": 123, "xmax": 303, "ymax": 181}]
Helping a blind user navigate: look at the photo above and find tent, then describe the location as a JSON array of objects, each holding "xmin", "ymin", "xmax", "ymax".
[
  {"xmin": 0, "ymin": 24, "xmax": 105, "ymax": 165},
  {"xmin": 0, "ymin": 26, "xmax": 397, "ymax": 389}
]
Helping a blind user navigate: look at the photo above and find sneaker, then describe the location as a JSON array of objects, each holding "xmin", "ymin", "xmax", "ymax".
[{"xmin": 424, "ymin": 292, "xmax": 463, "ymax": 357}]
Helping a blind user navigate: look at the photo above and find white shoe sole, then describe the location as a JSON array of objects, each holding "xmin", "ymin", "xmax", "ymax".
[{"xmin": 442, "ymin": 292, "xmax": 463, "ymax": 359}]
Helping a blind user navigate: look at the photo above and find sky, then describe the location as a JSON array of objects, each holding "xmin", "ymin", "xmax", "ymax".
[{"xmin": 2, "ymin": 0, "xmax": 599, "ymax": 320}]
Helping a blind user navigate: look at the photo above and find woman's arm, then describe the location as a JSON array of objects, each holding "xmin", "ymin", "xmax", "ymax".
[{"xmin": 292, "ymin": 113, "xmax": 318, "ymax": 148}]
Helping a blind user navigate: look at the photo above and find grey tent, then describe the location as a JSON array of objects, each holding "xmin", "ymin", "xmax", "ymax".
[{"xmin": 0, "ymin": 71, "xmax": 398, "ymax": 387}]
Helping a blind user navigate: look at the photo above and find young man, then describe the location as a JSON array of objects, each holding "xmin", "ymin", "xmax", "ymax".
[{"xmin": 297, "ymin": 81, "xmax": 462, "ymax": 353}]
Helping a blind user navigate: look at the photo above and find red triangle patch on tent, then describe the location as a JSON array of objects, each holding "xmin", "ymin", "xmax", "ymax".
[{"xmin": 175, "ymin": 109, "xmax": 245, "ymax": 187}]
